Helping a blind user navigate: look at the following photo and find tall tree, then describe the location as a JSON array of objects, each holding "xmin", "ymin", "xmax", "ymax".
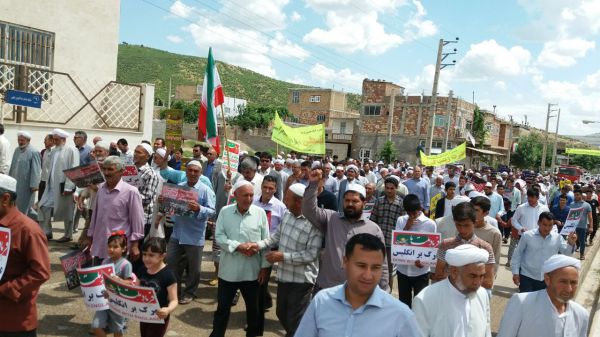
[
  {"xmin": 510, "ymin": 132, "xmax": 554, "ymax": 170},
  {"xmin": 472, "ymin": 106, "xmax": 487, "ymax": 148},
  {"xmin": 379, "ymin": 140, "xmax": 396, "ymax": 164}
]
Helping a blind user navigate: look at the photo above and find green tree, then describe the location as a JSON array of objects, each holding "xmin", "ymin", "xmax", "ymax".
[
  {"xmin": 510, "ymin": 132, "xmax": 554, "ymax": 170},
  {"xmin": 379, "ymin": 140, "xmax": 396, "ymax": 164},
  {"xmin": 159, "ymin": 100, "xmax": 201, "ymax": 123},
  {"xmin": 569, "ymin": 154, "xmax": 600, "ymax": 171},
  {"xmin": 230, "ymin": 104, "xmax": 290, "ymax": 130},
  {"xmin": 472, "ymin": 106, "xmax": 487, "ymax": 148}
]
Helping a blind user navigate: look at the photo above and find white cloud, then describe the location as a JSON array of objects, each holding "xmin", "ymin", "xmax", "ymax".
[
  {"xmin": 403, "ymin": 0, "xmax": 438, "ymax": 41},
  {"xmin": 398, "ymin": 64, "xmax": 452, "ymax": 95},
  {"xmin": 269, "ymin": 32, "xmax": 310, "ymax": 61},
  {"xmin": 309, "ymin": 63, "xmax": 366, "ymax": 92},
  {"xmin": 494, "ymin": 81, "xmax": 507, "ymax": 91},
  {"xmin": 166, "ymin": 35, "xmax": 184, "ymax": 44},
  {"xmin": 290, "ymin": 11, "xmax": 302, "ymax": 22},
  {"xmin": 537, "ymin": 38, "xmax": 595, "ymax": 68},
  {"xmin": 454, "ymin": 40, "xmax": 531, "ymax": 80},
  {"xmin": 219, "ymin": 0, "xmax": 289, "ymax": 32},
  {"xmin": 169, "ymin": 0, "xmax": 194, "ymax": 18}
]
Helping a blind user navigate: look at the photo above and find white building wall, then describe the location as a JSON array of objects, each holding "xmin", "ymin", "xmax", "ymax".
[
  {"xmin": 330, "ymin": 119, "xmax": 354, "ymax": 134},
  {"xmin": 222, "ymin": 97, "xmax": 247, "ymax": 118}
]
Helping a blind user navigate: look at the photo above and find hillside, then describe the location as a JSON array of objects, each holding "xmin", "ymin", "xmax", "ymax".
[{"xmin": 116, "ymin": 43, "xmax": 361, "ymax": 109}]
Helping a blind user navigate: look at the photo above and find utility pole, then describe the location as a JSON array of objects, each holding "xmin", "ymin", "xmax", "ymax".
[
  {"xmin": 550, "ymin": 108, "xmax": 561, "ymax": 173},
  {"xmin": 507, "ymin": 115, "xmax": 514, "ymax": 166},
  {"xmin": 168, "ymin": 76, "xmax": 172, "ymax": 109},
  {"xmin": 388, "ymin": 89, "xmax": 396, "ymax": 141},
  {"xmin": 541, "ymin": 103, "xmax": 558, "ymax": 172},
  {"xmin": 443, "ymin": 90, "xmax": 453, "ymax": 151},
  {"xmin": 427, "ymin": 37, "xmax": 458, "ymax": 155}
]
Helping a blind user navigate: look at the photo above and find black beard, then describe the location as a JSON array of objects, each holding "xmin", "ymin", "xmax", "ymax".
[{"xmin": 344, "ymin": 208, "xmax": 362, "ymax": 220}]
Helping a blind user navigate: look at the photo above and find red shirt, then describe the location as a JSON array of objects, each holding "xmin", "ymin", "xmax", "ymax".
[{"xmin": 0, "ymin": 207, "xmax": 51, "ymax": 332}]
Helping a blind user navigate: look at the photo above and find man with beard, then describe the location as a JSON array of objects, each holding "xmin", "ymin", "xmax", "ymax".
[
  {"xmin": 413, "ymin": 244, "xmax": 492, "ymax": 337},
  {"xmin": 336, "ymin": 164, "xmax": 364, "ymax": 213},
  {"xmin": 498, "ymin": 254, "xmax": 589, "ymax": 337},
  {"xmin": 302, "ymin": 168, "xmax": 389, "ymax": 293},
  {"xmin": 8, "ymin": 131, "xmax": 41, "ymax": 219}
]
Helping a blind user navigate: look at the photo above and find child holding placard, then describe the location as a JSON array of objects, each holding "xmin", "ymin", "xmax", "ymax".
[
  {"xmin": 136, "ymin": 237, "xmax": 178, "ymax": 337},
  {"xmin": 92, "ymin": 231, "xmax": 134, "ymax": 337}
]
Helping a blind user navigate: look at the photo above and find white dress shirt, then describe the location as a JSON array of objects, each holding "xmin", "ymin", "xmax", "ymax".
[{"xmin": 512, "ymin": 202, "xmax": 550, "ymax": 232}]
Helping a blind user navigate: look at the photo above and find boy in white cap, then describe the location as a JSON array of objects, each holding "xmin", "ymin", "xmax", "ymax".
[
  {"xmin": 8, "ymin": 131, "xmax": 41, "ymax": 219},
  {"xmin": 497, "ymin": 254, "xmax": 589, "ymax": 337},
  {"xmin": 413, "ymin": 244, "xmax": 492, "ymax": 337}
]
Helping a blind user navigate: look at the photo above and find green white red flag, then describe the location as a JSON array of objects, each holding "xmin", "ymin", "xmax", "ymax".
[{"xmin": 198, "ymin": 47, "xmax": 224, "ymax": 154}]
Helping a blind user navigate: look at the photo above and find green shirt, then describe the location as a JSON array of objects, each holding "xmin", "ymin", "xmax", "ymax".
[{"xmin": 215, "ymin": 203, "xmax": 270, "ymax": 282}]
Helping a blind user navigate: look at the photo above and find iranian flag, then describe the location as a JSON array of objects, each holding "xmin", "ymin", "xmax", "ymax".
[{"xmin": 198, "ymin": 47, "xmax": 224, "ymax": 154}]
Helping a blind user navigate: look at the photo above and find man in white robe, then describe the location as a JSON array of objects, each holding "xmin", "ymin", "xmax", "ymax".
[
  {"xmin": 413, "ymin": 244, "xmax": 492, "ymax": 337},
  {"xmin": 497, "ymin": 254, "xmax": 589, "ymax": 337},
  {"xmin": 38, "ymin": 128, "xmax": 79, "ymax": 241},
  {"xmin": 8, "ymin": 131, "xmax": 41, "ymax": 219}
]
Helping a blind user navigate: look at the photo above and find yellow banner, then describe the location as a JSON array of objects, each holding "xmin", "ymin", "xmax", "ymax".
[
  {"xmin": 271, "ymin": 112, "xmax": 326, "ymax": 154},
  {"xmin": 420, "ymin": 142, "xmax": 466, "ymax": 166},
  {"xmin": 565, "ymin": 148, "xmax": 600, "ymax": 156}
]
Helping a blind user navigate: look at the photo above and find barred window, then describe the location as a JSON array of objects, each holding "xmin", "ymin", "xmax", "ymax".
[{"xmin": 0, "ymin": 21, "xmax": 55, "ymax": 69}]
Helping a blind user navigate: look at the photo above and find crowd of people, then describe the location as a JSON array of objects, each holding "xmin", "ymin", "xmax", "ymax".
[{"xmin": 0, "ymin": 124, "xmax": 597, "ymax": 337}]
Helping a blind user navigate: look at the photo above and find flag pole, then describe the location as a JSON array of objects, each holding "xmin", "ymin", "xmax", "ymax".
[{"xmin": 220, "ymin": 105, "xmax": 231, "ymax": 178}]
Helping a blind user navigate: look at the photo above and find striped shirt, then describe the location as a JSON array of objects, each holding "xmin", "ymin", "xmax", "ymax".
[
  {"xmin": 136, "ymin": 163, "xmax": 160, "ymax": 225},
  {"xmin": 258, "ymin": 211, "xmax": 323, "ymax": 284}
]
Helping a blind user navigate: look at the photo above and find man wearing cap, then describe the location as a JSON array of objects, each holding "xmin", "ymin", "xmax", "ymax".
[
  {"xmin": 250, "ymin": 183, "xmax": 323, "ymax": 337},
  {"xmin": 165, "ymin": 160, "xmax": 215, "ymax": 304},
  {"xmin": 0, "ymin": 124, "xmax": 11, "ymax": 174},
  {"xmin": 132, "ymin": 144, "xmax": 160, "ymax": 237},
  {"xmin": 336, "ymin": 164, "xmax": 364, "ymax": 213},
  {"xmin": 9, "ymin": 131, "xmax": 41, "ymax": 219},
  {"xmin": 0, "ymin": 174, "xmax": 51, "ymax": 336},
  {"xmin": 211, "ymin": 180, "xmax": 270, "ymax": 337},
  {"xmin": 38, "ymin": 128, "xmax": 79, "ymax": 242},
  {"xmin": 498, "ymin": 254, "xmax": 589, "ymax": 337},
  {"xmin": 303, "ymin": 168, "xmax": 390, "ymax": 293},
  {"xmin": 413, "ymin": 244, "xmax": 492, "ymax": 337}
]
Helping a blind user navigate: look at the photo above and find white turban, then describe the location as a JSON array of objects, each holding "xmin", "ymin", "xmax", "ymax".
[
  {"xmin": 445, "ymin": 244, "xmax": 489, "ymax": 267},
  {"xmin": 155, "ymin": 148, "xmax": 167, "ymax": 158},
  {"xmin": 346, "ymin": 164, "xmax": 359, "ymax": 173},
  {"xmin": 232, "ymin": 180, "xmax": 252, "ymax": 194},
  {"xmin": 52, "ymin": 128, "xmax": 69, "ymax": 138},
  {"xmin": 541, "ymin": 254, "xmax": 581, "ymax": 278},
  {"xmin": 95, "ymin": 140, "xmax": 110, "ymax": 152},
  {"xmin": 451, "ymin": 196, "xmax": 471, "ymax": 207},
  {"xmin": 345, "ymin": 184, "xmax": 366, "ymax": 198},
  {"xmin": 311, "ymin": 161, "xmax": 322, "ymax": 169},
  {"xmin": 274, "ymin": 159, "xmax": 284, "ymax": 165},
  {"xmin": 17, "ymin": 131, "xmax": 32, "ymax": 139},
  {"xmin": 139, "ymin": 143, "xmax": 153, "ymax": 156},
  {"xmin": 289, "ymin": 183, "xmax": 306, "ymax": 197},
  {"xmin": 0, "ymin": 174, "xmax": 17, "ymax": 192},
  {"xmin": 187, "ymin": 160, "xmax": 202, "ymax": 168}
]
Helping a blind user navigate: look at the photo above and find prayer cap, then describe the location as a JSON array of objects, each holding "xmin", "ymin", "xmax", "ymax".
[
  {"xmin": 232, "ymin": 180, "xmax": 253, "ymax": 194},
  {"xmin": 17, "ymin": 131, "xmax": 32, "ymax": 139},
  {"xmin": 0, "ymin": 174, "xmax": 17, "ymax": 193},
  {"xmin": 336, "ymin": 166, "xmax": 344, "ymax": 171},
  {"xmin": 285, "ymin": 158, "xmax": 295, "ymax": 164},
  {"xmin": 52, "ymin": 128, "xmax": 69, "ymax": 138},
  {"xmin": 541, "ymin": 254, "xmax": 581, "ymax": 278},
  {"xmin": 139, "ymin": 143, "xmax": 153, "ymax": 156},
  {"xmin": 445, "ymin": 244, "xmax": 488, "ymax": 267},
  {"xmin": 346, "ymin": 164, "xmax": 359, "ymax": 173},
  {"xmin": 345, "ymin": 184, "xmax": 366, "ymax": 198},
  {"xmin": 187, "ymin": 160, "xmax": 201, "ymax": 168},
  {"xmin": 289, "ymin": 183, "xmax": 306, "ymax": 197},
  {"xmin": 155, "ymin": 148, "xmax": 167, "ymax": 158},
  {"xmin": 311, "ymin": 161, "xmax": 322, "ymax": 169},
  {"xmin": 485, "ymin": 182, "xmax": 493, "ymax": 188},
  {"xmin": 451, "ymin": 196, "xmax": 471, "ymax": 207},
  {"xmin": 95, "ymin": 140, "xmax": 110, "ymax": 151},
  {"xmin": 274, "ymin": 159, "xmax": 284, "ymax": 165}
]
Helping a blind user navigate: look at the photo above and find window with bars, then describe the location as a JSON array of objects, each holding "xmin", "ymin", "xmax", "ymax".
[
  {"xmin": 316, "ymin": 115, "xmax": 326, "ymax": 122},
  {"xmin": 0, "ymin": 21, "xmax": 54, "ymax": 69},
  {"xmin": 360, "ymin": 148, "xmax": 371, "ymax": 160}
]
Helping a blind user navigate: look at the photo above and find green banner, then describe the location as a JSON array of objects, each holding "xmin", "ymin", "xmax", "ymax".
[
  {"xmin": 565, "ymin": 148, "xmax": 600, "ymax": 156},
  {"xmin": 271, "ymin": 112, "xmax": 325, "ymax": 154},
  {"xmin": 420, "ymin": 142, "xmax": 466, "ymax": 166}
]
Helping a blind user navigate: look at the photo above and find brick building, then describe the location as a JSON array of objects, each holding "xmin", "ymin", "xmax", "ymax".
[
  {"xmin": 352, "ymin": 79, "xmax": 475, "ymax": 163},
  {"xmin": 287, "ymin": 88, "xmax": 359, "ymax": 158}
]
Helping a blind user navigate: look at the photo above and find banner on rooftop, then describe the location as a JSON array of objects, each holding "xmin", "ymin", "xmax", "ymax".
[
  {"xmin": 565, "ymin": 148, "xmax": 600, "ymax": 156},
  {"xmin": 420, "ymin": 142, "xmax": 466, "ymax": 167},
  {"xmin": 271, "ymin": 112, "xmax": 326, "ymax": 155}
]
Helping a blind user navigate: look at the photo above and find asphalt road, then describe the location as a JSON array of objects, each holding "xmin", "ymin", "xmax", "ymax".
[{"xmin": 35, "ymin": 226, "xmax": 597, "ymax": 337}]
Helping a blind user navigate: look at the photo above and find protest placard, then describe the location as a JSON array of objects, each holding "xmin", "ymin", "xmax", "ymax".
[
  {"xmin": 391, "ymin": 231, "xmax": 441, "ymax": 267},
  {"xmin": 63, "ymin": 163, "xmax": 104, "ymax": 188},
  {"xmin": 221, "ymin": 140, "xmax": 240, "ymax": 174},
  {"xmin": 0, "ymin": 227, "xmax": 10, "ymax": 281},
  {"xmin": 164, "ymin": 109, "xmax": 183, "ymax": 152},
  {"xmin": 429, "ymin": 192, "xmax": 444, "ymax": 220},
  {"xmin": 103, "ymin": 273, "xmax": 164, "ymax": 323},
  {"xmin": 77, "ymin": 264, "xmax": 115, "ymax": 311},
  {"xmin": 159, "ymin": 183, "xmax": 198, "ymax": 217},
  {"xmin": 122, "ymin": 165, "xmax": 142, "ymax": 188},
  {"xmin": 560, "ymin": 207, "xmax": 583, "ymax": 235},
  {"xmin": 59, "ymin": 248, "xmax": 93, "ymax": 290},
  {"xmin": 362, "ymin": 201, "xmax": 375, "ymax": 218}
]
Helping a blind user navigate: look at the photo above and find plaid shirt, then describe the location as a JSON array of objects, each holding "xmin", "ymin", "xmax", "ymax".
[
  {"xmin": 258, "ymin": 211, "xmax": 323, "ymax": 284},
  {"xmin": 370, "ymin": 195, "xmax": 405, "ymax": 246},
  {"xmin": 137, "ymin": 163, "xmax": 160, "ymax": 225}
]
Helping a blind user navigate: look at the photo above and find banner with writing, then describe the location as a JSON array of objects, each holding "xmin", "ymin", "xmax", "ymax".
[
  {"xmin": 103, "ymin": 273, "xmax": 164, "ymax": 323},
  {"xmin": 565, "ymin": 148, "xmax": 600, "ymax": 156},
  {"xmin": 271, "ymin": 112, "xmax": 325, "ymax": 155},
  {"xmin": 60, "ymin": 249, "xmax": 93, "ymax": 290},
  {"xmin": 164, "ymin": 109, "xmax": 183, "ymax": 152},
  {"xmin": 0, "ymin": 227, "xmax": 9, "ymax": 281},
  {"xmin": 221, "ymin": 140, "xmax": 240, "ymax": 174},
  {"xmin": 391, "ymin": 231, "xmax": 441, "ymax": 267},
  {"xmin": 63, "ymin": 163, "xmax": 105, "ymax": 188},
  {"xmin": 77, "ymin": 264, "xmax": 115, "ymax": 311},
  {"xmin": 419, "ymin": 142, "xmax": 466, "ymax": 167},
  {"xmin": 429, "ymin": 192, "xmax": 444, "ymax": 220},
  {"xmin": 159, "ymin": 183, "xmax": 198, "ymax": 217},
  {"xmin": 560, "ymin": 207, "xmax": 583, "ymax": 235},
  {"xmin": 122, "ymin": 165, "xmax": 142, "ymax": 188}
]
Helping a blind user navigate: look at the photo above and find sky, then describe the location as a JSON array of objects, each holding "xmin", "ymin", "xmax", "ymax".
[{"xmin": 120, "ymin": 0, "xmax": 600, "ymax": 136}]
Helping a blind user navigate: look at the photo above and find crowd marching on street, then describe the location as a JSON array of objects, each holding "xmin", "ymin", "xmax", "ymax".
[{"xmin": 0, "ymin": 124, "xmax": 598, "ymax": 337}]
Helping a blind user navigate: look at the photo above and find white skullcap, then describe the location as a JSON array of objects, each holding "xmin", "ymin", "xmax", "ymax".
[
  {"xmin": 336, "ymin": 166, "xmax": 344, "ymax": 171},
  {"xmin": 95, "ymin": 140, "xmax": 110, "ymax": 151},
  {"xmin": 286, "ymin": 154, "xmax": 291, "ymax": 158},
  {"xmin": 276, "ymin": 155, "xmax": 282, "ymax": 160},
  {"xmin": 541, "ymin": 254, "xmax": 581, "ymax": 278},
  {"xmin": 501, "ymin": 172, "xmax": 508, "ymax": 176},
  {"xmin": 139, "ymin": 143, "xmax": 153, "ymax": 156},
  {"xmin": 377, "ymin": 161, "xmax": 384, "ymax": 165},
  {"xmin": 232, "ymin": 180, "xmax": 253, "ymax": 194},
  {"xmin": 0, "ymin": 174, "xmax": 17, "ymax": 193},
  {"xmin": 155, "ymin": 148, "xmax": 167, "ymax": 158},
  {"xmin": 285, "ymin": 158, "xmax": 295, "ymax": 164},
  {"xmin": 311, "ymin": 161, "xmax": 322, "ymax": 169},
  {"xmin": 346, "ymin": 164, "xmax": 359, "ymax": 173},
  {"xmin": 52, "ymin": 128, "xmax": 69, "ymax": 138},
  {"xmin": 289, "ymin": 183, "xmax": 306, "ymax": 197},
  {"xmin": 345, "ymin": 184, "xmax": 366, "ymax": 198},
  {"xmin": 445, "ymin": 244, "xmax": 489, "ymax": 267},
  {"xmin": 464, "ymin": 183, "xmax": 474, "ymax": 192},
  {"xmin": 485, "ymin": 182, "xmax": 493, "ymax": 187},
  {"xmin": 451, "ymin": 196, "xmax": 471, "ymax": 207},
  {"xmin": 274, "ymin": 159, "xmax": 284, "ymax": 165},
  {"xmin": 187, "ymin": 160, "xmax": 202, "ymax": 168},
  {"xmin": 17, "ymin": 131, "xmax": 32, "ymax": 139}
]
